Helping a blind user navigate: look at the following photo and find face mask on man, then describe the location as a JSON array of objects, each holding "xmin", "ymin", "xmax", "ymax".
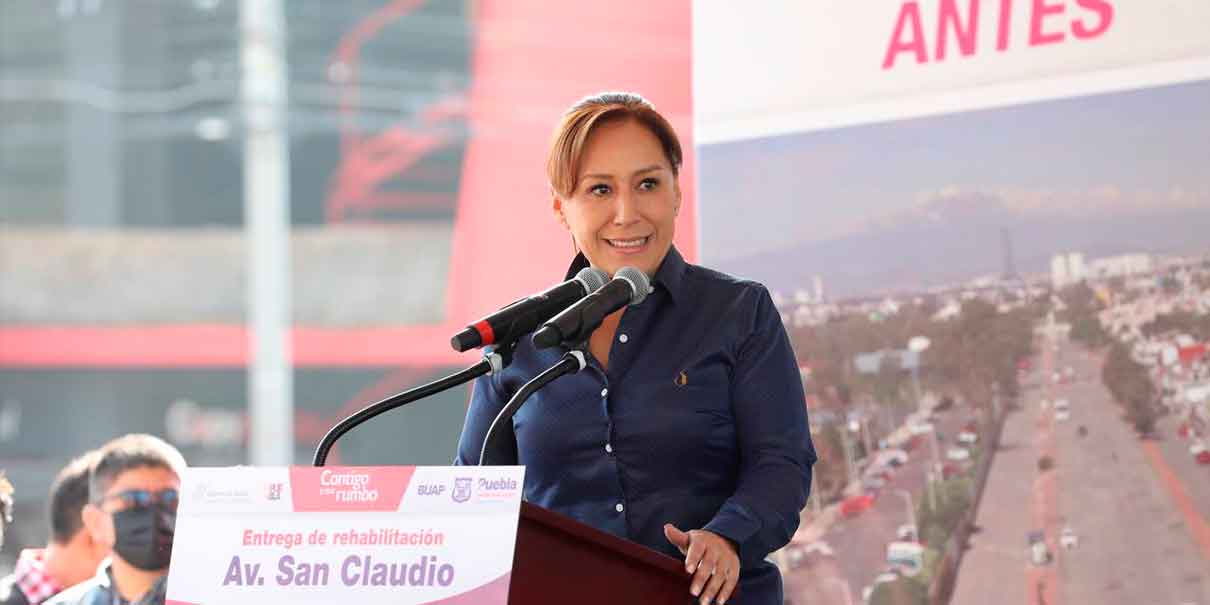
[{"xmin": 111, "ymin": 506, "xmax": 176, "ymax": 571}]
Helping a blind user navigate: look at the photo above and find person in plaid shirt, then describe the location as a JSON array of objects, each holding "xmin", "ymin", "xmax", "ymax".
[
  {"xmin": 2, "ymin": 452, "xmax": 108, "ymax": 605},
  {"xmin": 44, "ymin": 436, "xmax": 184, "ymax": 605}
]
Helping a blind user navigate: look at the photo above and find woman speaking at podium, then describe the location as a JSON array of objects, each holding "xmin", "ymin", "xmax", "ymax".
[{"xmin": 456, "ymin": 92, "xmax": 816, "ymax": 605}]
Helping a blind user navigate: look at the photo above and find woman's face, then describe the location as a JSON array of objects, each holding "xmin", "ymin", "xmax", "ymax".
[{"xmin": 553, "ymin": 118, "xmax": 680, "ymax": 278}]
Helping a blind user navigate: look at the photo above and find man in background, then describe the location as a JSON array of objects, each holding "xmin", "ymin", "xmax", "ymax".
[
  {"xmin": 45, "ymin": 435, "xmax": 185, "ymax": 605},
  {"xmin": 1, "ymin": 452, "xmax": 109, "ymax": 605}
]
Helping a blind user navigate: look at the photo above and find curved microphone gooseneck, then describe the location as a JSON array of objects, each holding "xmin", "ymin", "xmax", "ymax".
[
  {"xmin": 313, "ymin": 346, "xmax": 514, "ymax": 466},
  {"xmin": 478, "ymin": 350, "xmax": 588, "ymax": 466}
]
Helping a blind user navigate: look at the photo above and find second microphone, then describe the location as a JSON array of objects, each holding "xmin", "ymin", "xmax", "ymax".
[{"xmin": 531, "ymin": 267, "xmax": 651, "ymax": 350}]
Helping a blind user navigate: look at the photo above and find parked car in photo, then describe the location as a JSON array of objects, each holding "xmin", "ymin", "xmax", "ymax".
[
  {"xmin": 946, "ymin": 447, "xmax": 972, "ymax": 462},
  {"xmin": 1028, "ymin": 531, "xmax": 1050, "ymax": 566},
  {"xmin": 784, "ymin": 540, "xmax": 834, "ymax": 569},
  {"xmin": 841, "ymin": 494, "xmax": 875, "ymax": 517},
  {"xmin": 1054, "ymin": 399, "xmax": 1071, "ymax": 421},
  {"xmin": 886, "ymin": 542, "xmax": 925, "ymax": 577},
  {"xmin": 897, "ymin": 524, "xmax": 918, "ymax": 542},
  {"xmin": 941, "ymin": 461, "xmax": 964, "ymax": 479},
  {"xmin": 1188, "ymin": 442, "xmax": 1210, "ymax": 464},
  {"xmin": 784, "ymin": 545, "xmax": 807, "ymax": 568},
  {"xmin": 883, "ymin": 449, "xmax": 909, "ymax": 466},
  {"xmin": 803, "ymin": 541, "xmax": 835, "ymax": 557},
  {"xmin": 863, "ymin": 476, "xmax": 887, "ymax": 493},
  {"xmin": 873, "ymin": 569, "xmax": 901, "ymax": 586},
  {"xmin": 1060, "ymin": 526, "xmax": 1078, "ymax": 549},
  {"xmin": 869, "ymin": 468, "xmax": 894, "ymax": 481},
  {"xmin": 957, "ymin": 430, "xmax": 978, "ymax": 445}
]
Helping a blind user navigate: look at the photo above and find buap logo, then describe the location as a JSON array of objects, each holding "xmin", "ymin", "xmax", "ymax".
[
  {"xmin": 418, "ymin": 483, "xmax": 446, "ymax": 496},
  {"xmin": 265, "ymin": 482, "xmax": 283, "ymax": 501},
  {"xmin": 452, "ymin": 477, "xmax": 473, "ymax": 503}
]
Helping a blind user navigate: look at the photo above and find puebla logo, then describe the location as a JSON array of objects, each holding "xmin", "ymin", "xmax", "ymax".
[{"xmin": 451, "ymin": 477, "xmax": 473, "ymax": 503}]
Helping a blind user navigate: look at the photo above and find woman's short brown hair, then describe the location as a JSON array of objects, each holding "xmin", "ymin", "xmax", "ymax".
[{"xmin": 546, "ymin": 92, "xmax": 683, "ymax": 199}]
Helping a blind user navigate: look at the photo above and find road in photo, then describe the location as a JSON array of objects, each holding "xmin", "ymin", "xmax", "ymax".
[
  {"xmin": 955, "ymin": 335, "xmax": 1210, "ymax": 605},
  {"xmin": 1050, "ymin": 340, "xmax": 1210, "ymax": 604}
]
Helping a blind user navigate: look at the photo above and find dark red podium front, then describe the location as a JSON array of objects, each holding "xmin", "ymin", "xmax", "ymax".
[{"xmin": 509, "ymin": 501, "xmax": 696, "ymax": 604}]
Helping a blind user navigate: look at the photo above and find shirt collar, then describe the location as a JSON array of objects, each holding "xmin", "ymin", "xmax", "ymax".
[
  {"xmin": 563, "ymin": 245, "xmax": 687, "ymax": 305},
  {"xmin": 100, "ymin": 559, "xmax": 169, "ymax": 605}
]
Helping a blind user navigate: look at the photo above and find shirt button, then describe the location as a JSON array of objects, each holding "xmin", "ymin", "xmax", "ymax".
[
  {"xmin": 618, "ymin": 334, "xmax": 629, "ymax": 343},
  {"xmin": 605, "ymin": 443, "xmax": 613, "ymax": 454},
  {"xmin": 601, "ymin": 388, "xmax": 608, "ymax": 397},
  {"xmin": 615, "ymin": 503, "xmax": 625, "ymax": 513}
]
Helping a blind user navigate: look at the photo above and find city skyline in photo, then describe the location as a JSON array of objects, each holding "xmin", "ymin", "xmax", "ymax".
[{"xmin": 699, "ymin": 79, "xmax": 1210, "ymax": 298}]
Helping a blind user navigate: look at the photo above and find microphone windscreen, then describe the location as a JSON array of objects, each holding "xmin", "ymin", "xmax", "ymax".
[
  {"xmin": 614, "ymin": 266, "xmax": 652, "ymax": 306},
  {"xmin": 575, "ymin": 267, "xmax": 610, "ymax": 294}
]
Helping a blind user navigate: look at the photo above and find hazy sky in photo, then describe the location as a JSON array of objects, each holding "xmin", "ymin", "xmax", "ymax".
[{"xmin": 698, "ymin": 79, "xmax": 1210, "ymax": 264}]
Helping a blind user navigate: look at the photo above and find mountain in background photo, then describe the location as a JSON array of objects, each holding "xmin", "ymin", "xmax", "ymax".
[
  {"xmin": 717, "ymin": 187, "xmax": 1210, "ymax": 298},
  {"xmin": 698, "ymin": 80, "xmax": 1210, "ymax": 300}
]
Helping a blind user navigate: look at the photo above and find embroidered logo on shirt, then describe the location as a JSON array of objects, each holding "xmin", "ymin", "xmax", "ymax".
[{"xmin": 674, "ymin": 371, "xmax": 688, "ymax": 386}]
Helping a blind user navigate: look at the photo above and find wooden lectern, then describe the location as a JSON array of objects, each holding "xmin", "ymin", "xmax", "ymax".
[{"xmin": 510, "ymin": 502, "xmax": 695, "ymax": 604}]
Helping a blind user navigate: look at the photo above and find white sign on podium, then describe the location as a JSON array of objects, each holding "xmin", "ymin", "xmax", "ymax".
[{"xmin": 165, "ymin": 466, "xmax": 525, "ymax": 605}]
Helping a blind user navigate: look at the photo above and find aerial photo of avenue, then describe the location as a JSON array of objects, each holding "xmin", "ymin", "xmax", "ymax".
[{"xmin": 770, "ymin": 248, "xmax": 1210, "ymax": 605}]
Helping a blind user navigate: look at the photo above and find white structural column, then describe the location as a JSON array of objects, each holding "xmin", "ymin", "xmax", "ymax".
[{"xmin": 242, "ymin": 0, "xmax": 293, "ymax": 465}]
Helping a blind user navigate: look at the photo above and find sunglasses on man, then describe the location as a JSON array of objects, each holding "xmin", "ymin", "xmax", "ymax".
[{"xmin": 95, "ymin": 488, "xmax": 180, "ymax": 511}]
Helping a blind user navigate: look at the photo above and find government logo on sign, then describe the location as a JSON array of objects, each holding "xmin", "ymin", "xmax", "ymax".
[{"xmin": 451, "ymin": 477, "xmax": 472, "ymax": 503}]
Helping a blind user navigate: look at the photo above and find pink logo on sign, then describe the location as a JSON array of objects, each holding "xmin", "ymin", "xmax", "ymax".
[{"xmin": 288, "ymin": 466, "xmax": 414, "ymax": 512}]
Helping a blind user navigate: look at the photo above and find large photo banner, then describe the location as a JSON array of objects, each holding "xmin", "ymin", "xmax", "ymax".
[
  {"xmin": 695, "ymin": 2, "xmax": 1210, "ymax": 605},
  {"xmin": 166, "ymin": 466, "xmax": 524, "ymax": 605}
]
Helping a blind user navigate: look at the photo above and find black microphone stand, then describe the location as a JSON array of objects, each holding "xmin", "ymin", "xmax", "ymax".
[
  {"xmin": 478, "ymin": 348, "xmax": 588, "ymax": 466},
  {"xmin": 313, "ymin": 344, "xmax": 515, "ymax": 466}
]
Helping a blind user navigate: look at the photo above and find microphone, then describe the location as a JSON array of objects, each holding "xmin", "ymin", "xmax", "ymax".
[
  {"xmin": 532, "ymin": 266, "xmax": 651, "ymax": 349},
  {"xmin": 450, "ymin": 267, "xmax": 609, "ymax": 352}
]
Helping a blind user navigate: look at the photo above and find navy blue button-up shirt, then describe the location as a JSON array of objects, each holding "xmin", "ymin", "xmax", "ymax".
[{"xmin": 455, "ymin": 247, "xmax": 816, "ymax": 604}]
